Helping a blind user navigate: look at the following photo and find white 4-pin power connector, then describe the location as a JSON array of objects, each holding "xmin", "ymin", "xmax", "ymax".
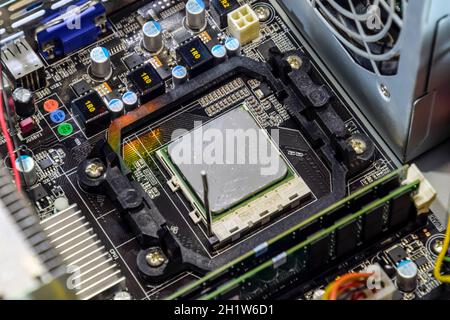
[{"xmin": 227, "ymin": 4, "xmax": 260, "ymax": 45}]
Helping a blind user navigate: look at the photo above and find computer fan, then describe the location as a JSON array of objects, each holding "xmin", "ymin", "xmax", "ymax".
[{"xmin": 279, "ymin": 0, "xmax": 450, "ymax": 161}]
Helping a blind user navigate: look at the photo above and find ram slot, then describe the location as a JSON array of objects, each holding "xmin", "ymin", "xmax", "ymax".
[
  {"xmin": 167, "ymin": 165, "xmax": 410, "ymax": 300},
  {"xmin": 199, "ymin": 181, "xmax": 420, "ymax": 300}
]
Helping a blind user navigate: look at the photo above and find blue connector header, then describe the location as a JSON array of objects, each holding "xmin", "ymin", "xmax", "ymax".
[{"xmin": 36, "ymin": 0, "xmax": 108, "ymax": 60}]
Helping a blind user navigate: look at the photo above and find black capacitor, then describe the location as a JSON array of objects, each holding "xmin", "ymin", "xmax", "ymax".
[{"xmin": 13, "ymin": 87, "xmax": 35, "ymax": 118}]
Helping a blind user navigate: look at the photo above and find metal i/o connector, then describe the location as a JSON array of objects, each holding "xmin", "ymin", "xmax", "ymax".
[{"xmin": 1, "ymin": 38, "xmax": 46, "ymax": 91}]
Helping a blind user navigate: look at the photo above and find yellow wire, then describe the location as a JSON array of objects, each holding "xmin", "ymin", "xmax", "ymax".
[
  {"xmin": 324, "ymin": 211, "xmax": 450, "ymax": 298},
  {"xmin": 433, "ymin": 211, "xmax": 450, "ymax": 283},
  {"xmin": 323, "ymin": 282, "xmax": 334, "ymax": 300}
]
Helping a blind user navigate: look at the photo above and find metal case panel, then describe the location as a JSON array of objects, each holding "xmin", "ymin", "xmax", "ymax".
[{"xmin": 277, "ymin": 0, "xmax": 450, "ymax": 161}]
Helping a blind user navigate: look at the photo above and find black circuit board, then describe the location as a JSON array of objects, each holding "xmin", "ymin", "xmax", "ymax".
[
  {"xmin": 0, "ymin": 0, "xmax": 444, "ymax": 300},
  {"xmin": 300, "ymin": 218, "xmax": 447, "ymax": 301}
]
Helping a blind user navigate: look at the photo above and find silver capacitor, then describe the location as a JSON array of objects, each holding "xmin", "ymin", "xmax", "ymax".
[
  {"xmin": 90, "ymin": 47, "xmax": 112, "ymax": 79},
  {"xmin": 185, "ymin": 0, "xmax": 206, "ymax": 30},
  {"xmin": 122, "ymin": 91, "xmax": 139, "ymax": 112},
  {"xmin": 107, "ymin": 99, "xmax": 125, "ymax": 120},
  {"xmin": 171, "ymin": 65, "xmax": 188, "ymax": 87},
  {"xmin": 142, "ymin": 21, "xmax": 164, "ymax": 53},
  {"xmin": 15, "ymin": 155, "xmax": 38, "ymax": 187},
  {"xmin": 211, "ymin": 44, "xmax": 227, "ymax": 64},
  {"xmin": 225, "ymin": 37, "xmax": 241, "ymax": 57},
  {"xmin": 396, "ymin": 260, "xmax": 418, "ymax": 292}
]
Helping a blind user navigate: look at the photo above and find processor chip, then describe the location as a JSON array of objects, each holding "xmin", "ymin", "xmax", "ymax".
[
  {"xmin": 168, "ymin": 107, "xmax": 288, "ymax": 213},
  {"xmin": 156, "ymin": 106, "xmax": 312, "ymax": 245}
]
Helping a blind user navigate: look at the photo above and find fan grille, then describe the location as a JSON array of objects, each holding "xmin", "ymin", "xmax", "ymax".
[{"xmin": 311, "ymin": 0, "xmax": 406, "ymax": 75}]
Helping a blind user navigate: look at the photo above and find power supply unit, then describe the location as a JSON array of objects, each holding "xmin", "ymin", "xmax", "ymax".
[{"xmin": 278, "ymin": 0, "xmax": 450, "ymax": 161}]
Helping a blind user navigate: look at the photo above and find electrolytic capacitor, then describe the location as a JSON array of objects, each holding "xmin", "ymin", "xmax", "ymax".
[
  {"xmin": 225, "ymin": 37, "xmax": 241, "ymax": 57},
  {"xmin": 15, "ymin": 155, "xmax": 38, "ymax": 187},
  {"xmin": 142, "ymin": 21, "xmax": 164, "ymax": 53},
  {"xmin": 107, "ymin": 99, "xmax": 125, "ymax": 119},
  {"xmin": 171, "ymin": 65, "xmax": 188, "ymax": 87},
  {"xmin": 122, "ymin": 91, "xmax": 139, "ymax": 111},
  {"xmin": 12, "ymin": 87, "xmax": 35, "ymax": 118},
  {"xmin": 211, "ymin": 44, "xmax": 227, "ymax": 64},
  {"xmin": 396, "ymin": 260, "xmax": 418, "ymax": 292},
  {"xmin": 90, "ymin": 47, "xmax": 112, "ymax": 79},
  {"xmin": 185, "ymin": 0, "xmax": 206, "ymax": 30}
]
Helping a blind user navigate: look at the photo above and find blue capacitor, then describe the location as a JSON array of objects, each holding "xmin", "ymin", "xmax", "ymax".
[
  {"xmin": 90, "ymin": 47, "xmax": 111, "ymax": 79},
  {"xmin": 108, "ymin": 99, "xmax": 124, "ymax": 119},
  {"xmin": 186, "ymin": 0, "xmax": 206, "ymax": 30},
  {"xmin": 171, "ymin": 65, "xmax": 188, "ymax": 86},
  {"xmin": 211, "ymin": 44, "xmax": 227, "ymax": 63},
  {"xmin": 15, "ymin": 155, "xmax": 38, "ymax": 187},
  {"xmin": 225, "ymin": 37, "xmax": 241, "ymax": 56},
  {"xmin": 122, "ymin": 91, "xmax": 139, "ymax": 111},
  {"xmin": 142, "ymin": 21, "xmax": 164, "ymax": 53}
]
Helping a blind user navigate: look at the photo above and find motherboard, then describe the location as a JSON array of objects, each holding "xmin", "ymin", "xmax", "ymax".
[{"xmin": 0, "ymin": 0, "xmax": 446, "ymax": 301}]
